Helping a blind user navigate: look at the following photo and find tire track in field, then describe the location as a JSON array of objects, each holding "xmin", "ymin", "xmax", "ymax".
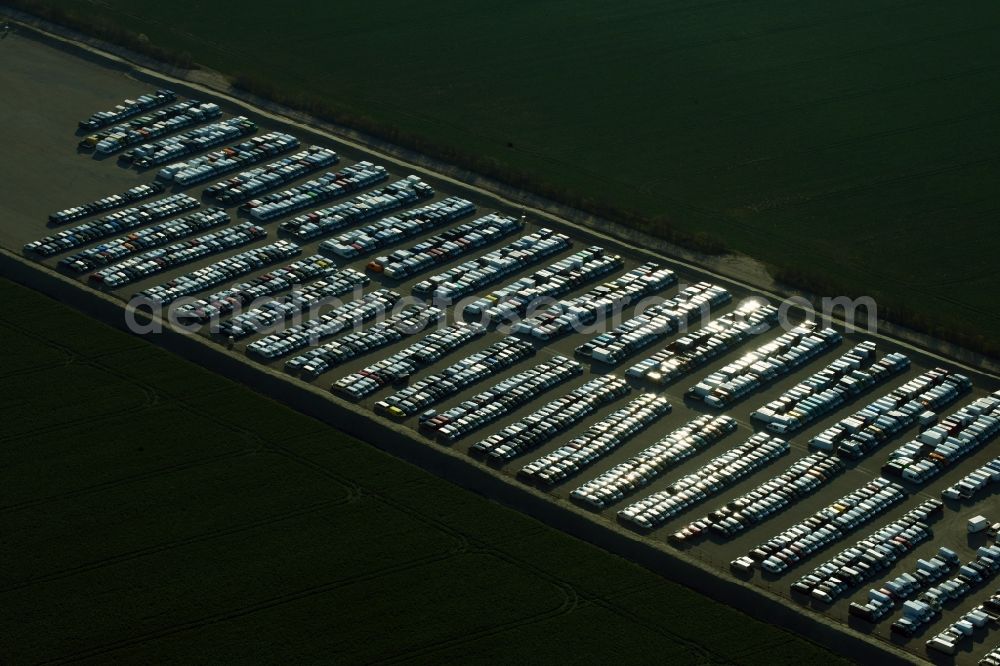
[
  {"xmin": 0, "ymin": 360, "xmax": 74, "ymax": 380},
  {"xmin": 714, "ymin": 63, "xmax": 998, "ymax": 135},
  {"xmin": 264, "ymin": 440, "xmax": 365, "ymax": 504},
  {"xmin": 248, "ymin": 442, "xmax": 471, "ymax": 555},
  {"xmin": 722, "ymin": 636, "xmax": 796, "ymax": 662},
  {"xmin": 476, "ymin": 547, "xmax": 724, "ymax": 665},
  {"xmin": 378, "ymin": 554, "xmax": 696, "ymax": 665},
  {"xmin": 370, "ymin": 566, "xmax": 581, "ymax": 666},
  {"xmin": 0, "ymin": 320, "xmax": 76, "ymax": 365},
  {"xmin": 258, "ymin": 419, "xmax": 475, "ymax": 553},
  {"xmin": 413, "ymin": 504, "xmax": 731, "ymax": 665},
  {"xmin": 824, "ymin": 204, "xmax": 1000, "ymax": 290},
  {"xmin": 261, "ymin": 412, "xmax": 527, "ymax": 572},
  {"xmin": 923, "ymin": 266, "xmax": 1000, "ymax": 289},
  {"xmin": 0, "ymin": 448, "xmax": 255, "ymax": 513},
  {"xmin": 372, "ymin": 574, "xmax": 726, "ymax": 666},
  {"xmin": 780, "ymin": 206, "xmax": 1000, "ymax": 325},
  {"xmin": 371, "ymin": 531, "xmax": 722, "ymax": 666},
  {"xmin": 902, "ymin": 286, "xmax": 1000, "ymax": 317},
  {"xmin": 753, "ymin": 23, "xmax": 1000, "ymax": 92},
  {"xmin": 582, "ymin": 592, "xmax": 728, "ymax": 665},
  {"xmin": 265, "ymin": 440, "xmax": 470, "ymax": 553},
  {"xmin": 77, "ymin": 352, "xmax": 368, "ymax": 505},
  {"xmin": 106, "ymin": 366, "xmax": 376, "ymax": 522},
  {"xmin": 40, "ymin": 549, "xmax": 467, "ymax": 666},
  {"xmin": 0, "ymin": 317, "xmax": 191, "ymax": 413},
  {"xmin": 0, "ymin": 401, "xmax": 159, "ymax": 445},
  {"xmin": 0, "ymin": 496, "xmax": 356, "ymax": 594},
  {"xmin": 0, "ymin": 316, "xmax": 362, "ymax": 503},
  {"xmin": 771, "ymin": 154, "xmax": 1000, "ymax": 210},
  {"xmin": 0, "ymin": 317, "xmax": 160, "ymax": 411},
  {"xmin": 0, "ymin": 383, "xmax": 241, "ymax": 445},
  {"xmin": 619, "ymin": 0, "xmax": 939, "ymax": 65},
  {"xmin": 845, "ymin": 265, "xmax": 1000, "ymax": 320},
  {"xmin": 686, "ymin": 102, "xmax": 1000, "ymax": 180}
]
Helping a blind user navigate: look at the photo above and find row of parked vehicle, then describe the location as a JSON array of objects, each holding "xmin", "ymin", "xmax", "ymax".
[
  {"xmin": 942, "ymin": 456, "xmax": 1000, "ymax": 502},
  {"xmin": 752, "ymin": 342, "xmax": 911, "ymax": 434},
  {"xmin": 173, "ymin": 254, "xmax": 337, "ymax": 323},
  {"xmin": 78, "ymin": 89, "xmax": 176, "ymax": 130},
  {"xmin": 685, "ymin": 452, "xmax": 845, "ymax": 542},
  {"xmin": 617, "ymin": 432, "xmax": 787, "ymax": 530},
  {"xmin": 59, "ymin": 207, "xmax": 230, "ymax": 275},
  {"xmin": 240, "ymin": 161, "xmax": 388, "ymax": 222},
  {"xmin": 48, "ymin": 182, "xmax": 164, "ymax": 226},
  {"xmin": 332, "ymin": 322, "xmax": 487, "ymax": 401},
  {"xmin": 788, "ymin": 499, "xmax": 941, "ymax": 604},
  {"xmin": 156, "ymin": 132, "xmax": 299, "ymax": 186},
  {"xmin": 791, "ymin": 500, "xmax": 941, "ymax": 604},
  {"xmin": 745, "ymin": 477, "xmax": 908, "ymax": 575},
  {"xmin": 518, "ymin": 393, "xmax": 673, "ymax": 488},
  {"xmin": 79, "ymin": 99, "xmax": 196, "ymax": 150},
  {"xmin": 626, "ymin": 301, "xmax": 780, "ymax": 386},
  {"xmin": 248, "ymin": 289, "xmax": 401, "ymax": 360},
  {"xmin": 321, "ymin": 197, "xmax": 476, "ymax": 260},
  {"xmin": 24, "ymin": 193, "xmax": 200, "ymax": 257},
  {"xmin": 137, "ymin": 240, "xmax": 302, "ymax": 306},
  {"xmin": 848, "ymin": 545, "xmax": 960, "ymax": 624},
  {"xmin": 218, "ymin": 269, "xmax": 370, "ymax": 340},
  {"xmin": 575, "ymin": 282, "xmax": 731, "ymax": 366},
  {"xmin": 89, "ymin": 218, "xmax": 258, "ymax": 289},
  {"xmin": 375, "ymin": 336, "xmax": 537, "ymax": 419},
  {"xmin": 204, "ymin": 146, "xmax": 339, "ymax": 205},
  {"xmin": 419, "ymin": 356, "xmax": 582, "ymax": 444},
  {"xmin": 470, "ymin": 375, "xmax": 631, "ymax": 462},
  {"xmin": 283, "ymin": 304, "xmax": 443, "ymax": 380},
  {"xmin": 919, "ymin": 545, "xmax": 1000, "ymax": 615},
  {"xmin": 124, "ymin": 116, "xmax": 257, "ymax": 169},
  {"xmin": 412, "ymin": 229, "xmax": 572, "ymax": 305},
  {"xmin": 927, "ymin": 586, "xmax": 1000, "ymax": 655},
  {"xmin": 689, "ymin": 322, "xmax": 842, "ymax": 408},
  {"xmin": 362, "ymin": 212, "xmax": 522, "ymax": 279},
  {"xmin": 570, "ymin": 414, "xmax": 737, "ymax": 511},
  {"xmin": 810, "ymin": 368, "xmax": 973, "ymax": 459},
  {"xmin": 984, "ymin": 644, "xmax": 1000, "ymax": 665},
  {"xmin": 278, "ymin": 175, "xmax": 435, "ymax": 240},
  {"xmin": 86, "ymin": 101, "xmax": 222, "ymax": 155},
  {"xmin": 463, "ymin": 246, "xmax": 622, "ymax": 326},
  {"xmin": 884, "ymin": 391, "xmax": 1000, "ymax": 484},
  {"xmin": 510, "ymin": 263, "xmax": 676, "ymax": 341}
]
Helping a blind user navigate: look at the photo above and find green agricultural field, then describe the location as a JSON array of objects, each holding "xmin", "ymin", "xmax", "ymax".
[
  {"xmin": 13, "ymin": 0, "xmax": 1000, "ymax": 350},
  {"xmin": 0, "ymin": 277, "xmax": 847, "ymax": 664}
]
